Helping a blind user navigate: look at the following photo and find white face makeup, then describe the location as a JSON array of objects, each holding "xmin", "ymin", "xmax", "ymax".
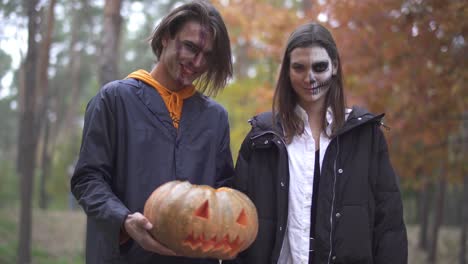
[{"xmin": 289, "ymin": 46, "xmax": 337, "ymax": 107}]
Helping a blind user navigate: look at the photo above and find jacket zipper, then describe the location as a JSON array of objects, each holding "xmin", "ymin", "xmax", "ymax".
[
  {"xmin": 174, "ymin": 128, "xmax": 179, "ymax": 179},
  {"xmin": 250, "ymin": 130, "xmax": 289, "ymax": 264},
  {"xmin": 324, "ymin": 112, "xmax": 382, "ymax": 263},
  {"xmin": 253, "ymin": 129, "xmax": 340, "ymax": 263},
  {"xmin": 327, "ymin": 136, "xmax": 340, "ymax": 264}
]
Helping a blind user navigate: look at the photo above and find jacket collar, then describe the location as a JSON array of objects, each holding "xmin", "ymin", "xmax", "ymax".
[
  {"xmin": 249, "ymin": 105, "xmax": 385, "ymax": 139},
  {"xmin": 120, "ymin": 78, "xmax": 204, "ymax": 138},
  {"xmin": 336, "ymin": 105, "xmax": 385, "ymax": 136},
  {"xmin": 294, "ymin": 105, "xmax": 354, "ymax": 137},
  {"xmin": 248, "ymin": 111, "xmax": 283, "ymax": 137}
]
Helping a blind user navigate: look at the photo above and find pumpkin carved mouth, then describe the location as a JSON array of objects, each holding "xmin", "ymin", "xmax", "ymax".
[
  {"xmin": 185, "ymin": 200, "xmax": 248, "ymax": 256},
  {"xmin": 144, "ymin": 180, "xmax": 259, "ymax": 259},
  {"xmin": 183, "ymin": 232, "xmax": 242, "ymax": 257}
]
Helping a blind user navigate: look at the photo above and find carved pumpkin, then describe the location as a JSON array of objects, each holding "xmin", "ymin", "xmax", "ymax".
[{"xmin": 143, "ymin": 180, "xmax": 258, "ymax": 259}]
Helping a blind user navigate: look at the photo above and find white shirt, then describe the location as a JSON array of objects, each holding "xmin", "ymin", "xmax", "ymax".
[{"xmin": 278, "ymin": 106, "xmax": 350, "ymax": 264}]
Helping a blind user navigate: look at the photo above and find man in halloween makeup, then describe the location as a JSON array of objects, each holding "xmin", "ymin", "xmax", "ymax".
[{"xmin": 70, "ymin": 1, "xmax": 234, "ymax": 263}]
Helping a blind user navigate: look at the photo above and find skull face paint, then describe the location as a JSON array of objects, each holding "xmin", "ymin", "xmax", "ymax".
[
  {"xmin": 289, "ymin": 46, "xmax": 337, "ymax": 107},
  {"xmin": 160, "ymin": 20, "xmax": 213, "ymax": 91},
  {"xmin": 310, "ymin": 77, "xmax": 332, "ymax": 95}
]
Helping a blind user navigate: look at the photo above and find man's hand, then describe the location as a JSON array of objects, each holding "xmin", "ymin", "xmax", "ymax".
[{"xmin": 123, "ymin": 212, "xmax": 177, "ymax": 256}]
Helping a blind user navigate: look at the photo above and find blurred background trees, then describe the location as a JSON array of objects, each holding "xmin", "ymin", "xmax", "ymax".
[{"xmin": 0, "ymin": 0, "xmax": 466, "ymax": 263}]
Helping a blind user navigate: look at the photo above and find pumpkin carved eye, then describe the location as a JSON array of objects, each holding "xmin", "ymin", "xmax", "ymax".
[
  {"xmin": 194, "ymin": 200, "xmax": 209, "ymax": 219},
  {"xmin": 236, "ymin": 209, "xmax": 247, "ymax": 226}
]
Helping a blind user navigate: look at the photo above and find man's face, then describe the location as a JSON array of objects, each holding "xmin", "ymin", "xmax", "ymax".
[
  {"xmin": 160, "ymin": 20, "xmax": 213, "ymax": 90},
  {"xmin": 289, "ymin": 46, "xmax": 337, "ymax": 106}
]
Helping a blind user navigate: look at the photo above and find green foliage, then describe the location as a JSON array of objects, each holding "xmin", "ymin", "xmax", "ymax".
[
  {"xmin": 45, "ymin": 136, "xmax": 81, "ymax": 209},
  {"xmin": 217, "ymin": 77, "xmax": 273, "ymax": 161},
  {"xmin": 119, "ymin": 2, "xmax": 158, "ymax": 76},
  {"xmin": 0, "ymin": 211, "xmax": 85, "ymax": 263},
  {"xmin": 0, "ymin": 49, "xmax": 12, "ymax": 78},
  {"xmin": 119, "ymin": 0, "xmax": 186, "ymax": 76},
  {"xmin": 0, "ymin": 0, "xmax": 22, "ymax": 17},
  {"xmin": 0, "ymin": 159, "xmax": 18, "ymax": 208},
  {"xmin": 0, "ymin": 221, "xmax": 17, "ymax": 263},
  {"xmin": 0, "ymin": 95, "xmax": 17, "ymax": 156}
]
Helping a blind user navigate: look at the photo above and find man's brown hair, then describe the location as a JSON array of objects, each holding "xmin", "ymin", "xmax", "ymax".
[{"xmin": 150, "ymin": 0, "xmax": 233, "ymax": 96}]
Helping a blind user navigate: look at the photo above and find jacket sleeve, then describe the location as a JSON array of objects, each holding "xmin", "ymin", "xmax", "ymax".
[
  {"xmin": 232, "ymin": 133, "xmax": 252, "ymax": 194},
  {"xmin": 214, "ymin": 109, "xmax": 235, "ymax": 188},
  {"xmin": 70, "ymin": 87, "xmax": 130, "ymax": 247},
  {"xmin": 372, "ymin": 128, "xmax": 408, "ymax": 263},
  {"xmin": 223, "ymin": 133, "xmax": 253, "ymax": 264}
]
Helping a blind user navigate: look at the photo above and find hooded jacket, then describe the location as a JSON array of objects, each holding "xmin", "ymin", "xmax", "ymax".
[
  {"xmin": 71, "ymin": 78, "xmax": 234, "ymax": 264},
  {"xmin": 230, "ymin": 106, "xmax": 407, "ymax": 264}
]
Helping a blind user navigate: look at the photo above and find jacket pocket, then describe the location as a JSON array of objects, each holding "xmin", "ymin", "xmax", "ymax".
[{"xmin": 333, "ymin": 205, "xmax": 373, "ymax": 263}]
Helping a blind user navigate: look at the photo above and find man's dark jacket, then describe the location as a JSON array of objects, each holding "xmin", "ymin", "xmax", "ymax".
[
  {"xmin": 71, "ymin": 78, "xmax": 234, "ymax": 264},
  {"xmin": 230, "ymin": 107, "xmax": 407, "ymax": 264}
]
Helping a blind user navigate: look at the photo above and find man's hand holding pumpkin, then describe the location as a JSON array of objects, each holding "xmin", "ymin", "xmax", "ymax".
[{"xmin": 123, "ymin": 212, "xmax": 178, "ymax": 256}]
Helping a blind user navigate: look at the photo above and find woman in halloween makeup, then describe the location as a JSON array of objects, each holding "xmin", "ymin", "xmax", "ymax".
[{"xmin": 229, "ymin": 22, "xmax": 408, "ymax": 264}]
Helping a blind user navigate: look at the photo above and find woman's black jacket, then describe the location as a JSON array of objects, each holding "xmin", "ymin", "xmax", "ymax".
[{"xmin": 230, "ymin": 106, "xmax": 408, "ymax": 264}]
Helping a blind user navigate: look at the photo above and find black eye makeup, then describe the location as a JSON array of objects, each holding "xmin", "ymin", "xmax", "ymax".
[
  {"xmin": 184, "ymin": 42, "xmax": 199, "ymax": 53},
  {"xmin": 312, "ymin": 61, "xmax": 329, "ymax": 73}
]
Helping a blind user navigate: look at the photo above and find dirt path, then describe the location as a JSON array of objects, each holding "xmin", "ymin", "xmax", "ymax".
[
  {"xmin": 32, "ymin": 209, "xmax": 86, "ymax": 257},
  {"xmin": 0, "ymin": 208, "xmax": 86, "ymax": 262}
]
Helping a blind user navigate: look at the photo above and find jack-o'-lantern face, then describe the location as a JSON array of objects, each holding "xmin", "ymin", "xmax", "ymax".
[{"xmin": 144, "ymin": 181, "xmax": 258, "ymax": 259}]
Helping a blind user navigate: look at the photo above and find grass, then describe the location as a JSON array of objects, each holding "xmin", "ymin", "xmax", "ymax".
[
  {"xmin": 407, "ymin": 225, "xmax": 466, "ymax": 264},
  {"xmin": 0, "ymin": 207, "xmax": 465, "ymax": 264},
  {"xmin": 0, "ymin": 208, "xmax": 85, "ymax": 264}
]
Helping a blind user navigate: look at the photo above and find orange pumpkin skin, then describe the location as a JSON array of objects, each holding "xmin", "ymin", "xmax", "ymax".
[{"xmin": 143, "ymin": 180, "xmax": 258, "ymax": 259}]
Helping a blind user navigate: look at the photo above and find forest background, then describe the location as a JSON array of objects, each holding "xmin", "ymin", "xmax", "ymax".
[{"xmin": 0, "ymin": 0, "xmax": 466, "ymax": 263}]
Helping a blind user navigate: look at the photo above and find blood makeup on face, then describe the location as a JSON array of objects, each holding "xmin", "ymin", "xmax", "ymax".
[
  {"xmin": 174, "ymin": 39, "xmax": 187, "ymax": 85},
  {"xmin": 174, "ymin": 27, "xmax": 210, "ymax": 85}
]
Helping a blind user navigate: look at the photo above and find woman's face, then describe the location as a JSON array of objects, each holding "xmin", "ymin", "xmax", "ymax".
[{"xmin": 289, "ymin": 45, "xmax": 337, "ymax": 107}]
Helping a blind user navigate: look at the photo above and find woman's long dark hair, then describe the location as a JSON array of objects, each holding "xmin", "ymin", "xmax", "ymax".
[{"xmin": 273, "ymin": 22, "xmax": 346, "ymax": 143}]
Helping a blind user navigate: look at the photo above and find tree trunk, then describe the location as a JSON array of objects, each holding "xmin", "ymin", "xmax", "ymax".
[
  {"xmin": 55, "ymin": 0, "xmax": 85, "ymax": 144},
  {"xmin": 234, "ymin": 42, "xmax": 250, "ymax": 79},
  {"xmin": 98, "ymin": 0, "xmax": 122, "ymax": 86},
  {"xmin": 36, "ymin": 0, "xmax": 56, "ymax": 119},
  {"xmin": 418, "ymin": 179, "xmax": 432, "ymax": 251},
  {"xmin": 39, "ymin": 118, "xmax": 51, "ymax": 209},
  {"xmin": 17, "ymin": 0, "xmax": 40, "ymax": 263},
  {"xmin": 37, "ymin": 0, "xmax": 56, "ymax": 210},
  {"xmin": 460, "ymin": 174, "xmax": 467, "ymax": 264},
  {"xmin": 460, "ymin": 113, "xmax": 468, "ymax": 264},
  {"xmin": 428, "ymin": 166, "xmax": 447, "ymax": 264}
]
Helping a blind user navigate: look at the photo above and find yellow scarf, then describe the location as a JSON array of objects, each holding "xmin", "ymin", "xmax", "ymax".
[{"xmin": 127, "ymin": 69, "xmax": 196, "ymax": 128}]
